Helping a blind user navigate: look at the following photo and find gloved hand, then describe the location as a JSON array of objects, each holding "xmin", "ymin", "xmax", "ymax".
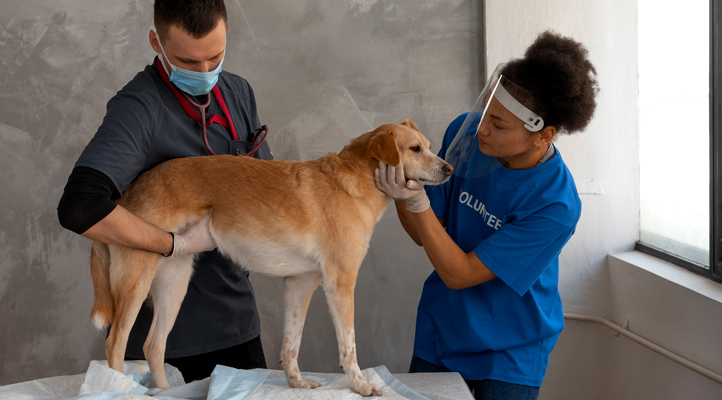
[
  {"xmin": 166, "ymin": 214, "xmax": 217, "ymax": 258},
  {"xmin": 375, "ymin": 161, "xmax": 430, "ymax": 213}
]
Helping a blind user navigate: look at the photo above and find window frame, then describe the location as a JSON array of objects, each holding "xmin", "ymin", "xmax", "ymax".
[
  {"xmin": 712, "ymin": 0, "xmax": 722, "ymax": 281},
  {"xmin": 636, "ymin": 0, "xmax": 722, "ymax": 283}
]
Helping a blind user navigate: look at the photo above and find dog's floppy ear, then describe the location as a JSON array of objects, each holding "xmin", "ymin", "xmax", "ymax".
[
  {"xmin": 400, "ymin": 119, "xmax": 420, "ymax": 132},
  {"xmin": 369, "ymin": 129, "xmax": 400, "ymax": 167}
]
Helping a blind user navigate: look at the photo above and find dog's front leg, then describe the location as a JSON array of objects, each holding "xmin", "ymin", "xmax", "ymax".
[
  {"xmin": 324, "ymin": 274, "xmax": 381, "ymax": 397},
  {"xmin": 280, "ymin": 272, "xmax": 323, "ymax": 389}
]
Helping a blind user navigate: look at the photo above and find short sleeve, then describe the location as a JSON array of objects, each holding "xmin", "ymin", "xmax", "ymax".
[
  {"xmin": 474, "ymin": 214, "xmax": 576, "ymax": 296},
  {"xmin": 75, "ymin": 84, "xmax": 158, "ymax": 194}
]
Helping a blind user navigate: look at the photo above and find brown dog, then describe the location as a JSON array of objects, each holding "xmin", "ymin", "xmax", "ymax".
[{"xmin": 89, "ymin": 120, "xmax": 451, "ymax": 396}]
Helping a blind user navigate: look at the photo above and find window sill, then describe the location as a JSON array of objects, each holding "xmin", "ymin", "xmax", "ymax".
[
  {"xmin": 607, "ymin": 251, "xmax": 722, "ymax": 376},
  {"xmin": 609, "ymin": 251, "xmax": 722, "ymax": 304}
]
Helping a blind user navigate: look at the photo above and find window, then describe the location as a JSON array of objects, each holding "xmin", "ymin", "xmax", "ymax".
[{"xmin": 637, "ymin": 0, "xmax": 722, "ymax": 282}]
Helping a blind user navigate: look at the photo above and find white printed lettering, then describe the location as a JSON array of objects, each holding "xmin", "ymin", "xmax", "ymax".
[
  {"xmin": 465, "ymin": 194, "xmax": 475, "ymax": 209},
  {"xmin": 458, "ymin": 191, "xmax": 504, "ymax": 231}
]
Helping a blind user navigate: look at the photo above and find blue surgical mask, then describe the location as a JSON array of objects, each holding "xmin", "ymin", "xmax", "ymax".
[{"xmin": 155, "ymin": 30, "xmax": 225, "ymax": 96}]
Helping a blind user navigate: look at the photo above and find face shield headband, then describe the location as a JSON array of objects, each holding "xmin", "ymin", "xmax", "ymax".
[{"xmin": 444, "ymin": 63, "xmax": 544, "ymax": 179}]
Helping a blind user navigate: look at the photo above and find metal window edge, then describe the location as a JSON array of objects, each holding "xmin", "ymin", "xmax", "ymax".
[
  {"xmin": 635, "ymin": 241, "xmax": 722, "ymax": 284},
  {"xmin": 711, "ymin": 0, "xmax": 722, "ymax": 280}
]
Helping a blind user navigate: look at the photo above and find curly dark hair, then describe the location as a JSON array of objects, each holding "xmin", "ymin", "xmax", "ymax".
[
  {"xmin": 501, "ymin": 31, "xmax": 599, "ymax": 134},
  {"xmin": 154, "ymin": 0, "xmax": 227, "ymax": 42}
]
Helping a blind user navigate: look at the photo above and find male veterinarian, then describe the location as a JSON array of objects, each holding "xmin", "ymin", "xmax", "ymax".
[{"xmin": 57, "ymin": 0, "xmax": 271, "ymax": 382}]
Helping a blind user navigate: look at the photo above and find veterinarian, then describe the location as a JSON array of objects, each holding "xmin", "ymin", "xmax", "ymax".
[
  {"xmin": 376, "ymin": 31, "xmax": 598, "ymax": 399},
  {"xmin": 57, "ymin": 0, "xmax": 271, "ymax": 382}
]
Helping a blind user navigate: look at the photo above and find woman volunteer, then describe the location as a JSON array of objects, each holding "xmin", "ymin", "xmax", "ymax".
[{"xmin": 376, "ymin": 31, "xmax": 599, "ymax": 399}]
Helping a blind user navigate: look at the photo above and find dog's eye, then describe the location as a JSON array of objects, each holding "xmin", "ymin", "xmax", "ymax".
[{"xmin": 410, "ymin": 145, "xmax": 421, "ymax": 153}]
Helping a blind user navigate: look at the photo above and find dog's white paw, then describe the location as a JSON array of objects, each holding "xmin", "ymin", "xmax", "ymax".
[{"xmin": 356, "ymin": 381, "xmax": 381, "ymax": 397}]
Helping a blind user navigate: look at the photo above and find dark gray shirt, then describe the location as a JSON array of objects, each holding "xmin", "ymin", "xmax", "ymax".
[{"xmin": 75, "ymin": 57, "xmax": 271, "ymax": 358}]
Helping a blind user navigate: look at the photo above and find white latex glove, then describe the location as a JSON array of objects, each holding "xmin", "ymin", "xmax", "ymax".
[
  {"xmin": 374, "ymin": 161, "xmax": 430, "ymax": 213},
  {"xmin": 167, "ymin": 214, "xmax": 217, "ymax": 258}
]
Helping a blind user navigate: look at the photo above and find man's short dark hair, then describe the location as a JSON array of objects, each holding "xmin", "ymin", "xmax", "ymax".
[{"xmin": 154, "ymin": 0, "xmax": 228, "ymax": 42}]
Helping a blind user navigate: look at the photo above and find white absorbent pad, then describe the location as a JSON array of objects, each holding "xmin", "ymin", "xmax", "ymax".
[
  {"xmin": 0, "ymin": 361, "xmax": 430, "ymax": 400},
  {"xmin": 247, "ymin": 366, "xmax": 429, "ymax": 400}
]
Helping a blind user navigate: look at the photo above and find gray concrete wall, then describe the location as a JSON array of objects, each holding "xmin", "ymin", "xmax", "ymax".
[{"xmin": 0, "ymin": 0, "xmax": 481, "ymax": 385}]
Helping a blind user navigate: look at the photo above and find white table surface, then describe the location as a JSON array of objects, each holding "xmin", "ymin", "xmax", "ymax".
[{"xmin": 0, "ymin": 369, "xmax": 475, "ymax": 400}]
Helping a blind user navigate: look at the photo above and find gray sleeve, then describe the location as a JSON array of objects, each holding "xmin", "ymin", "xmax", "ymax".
[{"xmin": 75, "ymin": 85, "xmax": 159, "ymax": 194}]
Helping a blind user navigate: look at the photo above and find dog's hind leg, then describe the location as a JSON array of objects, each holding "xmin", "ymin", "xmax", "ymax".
[
  {"xmin": 144, "ymin": 255, "xmax": 195, "ymax": 389},
  {"xmin": 280, "ymin": 271, "xmax": 323, "ymax": 389},
  {"xmin": 323, "ymin": 269, "xmax": 381, "ymax": 397},
  {"xmin": 90, "ymin": 241, "xmax": 114, "ymax": 330},
  {"xmin": 106, "ymin": 249, "xmax": 159, "ymax": 373}
]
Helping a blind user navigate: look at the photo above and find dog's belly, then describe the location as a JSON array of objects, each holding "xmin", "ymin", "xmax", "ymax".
[{"xmin": 216, "ymin": 234, "xmax": 322, "ymax": 277}]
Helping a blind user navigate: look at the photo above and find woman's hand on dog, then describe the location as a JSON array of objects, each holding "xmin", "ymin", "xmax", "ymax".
[{"xmin": 375, "ymin": 161, "xmax": 430, "ymax": 213}]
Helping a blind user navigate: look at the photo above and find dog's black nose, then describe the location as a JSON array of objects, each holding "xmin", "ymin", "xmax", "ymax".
[{"xmin": 443, "ymin": 163, "xmax": 454, "ymax": 176}]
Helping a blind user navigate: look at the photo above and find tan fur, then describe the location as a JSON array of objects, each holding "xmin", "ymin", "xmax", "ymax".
[
  {"xmin": 90, "ymin": 121, "xmax": 451, "ymax": 396},
  {"xmin": 90, "ymin": 241, "xmax": 113, "ymax": 329}
]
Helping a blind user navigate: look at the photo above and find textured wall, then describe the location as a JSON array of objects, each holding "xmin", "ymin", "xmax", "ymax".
[{"xmin": 0, "ymin": 0, "xmax": 481, "ymax": 385}]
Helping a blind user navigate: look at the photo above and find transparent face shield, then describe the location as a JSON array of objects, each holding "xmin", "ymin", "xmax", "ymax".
[{"xmin": 444, "ymin": 63, "xmax": 544, "ymax": 179}]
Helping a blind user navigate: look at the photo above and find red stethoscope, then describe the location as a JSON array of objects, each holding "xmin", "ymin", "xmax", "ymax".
[{"xmin": 156, "ymin": 58, "xmax": 267, "ymax": 156}]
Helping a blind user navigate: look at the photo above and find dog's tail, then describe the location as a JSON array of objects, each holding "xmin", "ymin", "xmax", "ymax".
[{"xmin": 90, "ymin": 241, "xmax": 114, "ymax": 330}]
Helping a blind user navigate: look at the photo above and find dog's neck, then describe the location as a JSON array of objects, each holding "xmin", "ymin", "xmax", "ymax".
[
  {"xmin": 316, "ymin": 151, "xmax": 375, "ymax": 198},
  {"xmin": 323, "ymin": 138, "xmax": 390, "ymax": 203}
]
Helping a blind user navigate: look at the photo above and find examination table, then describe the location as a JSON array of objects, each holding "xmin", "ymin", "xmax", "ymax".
[{"xmin": 0, "ymin": 360, "xmax": 474, "ymax": 400}]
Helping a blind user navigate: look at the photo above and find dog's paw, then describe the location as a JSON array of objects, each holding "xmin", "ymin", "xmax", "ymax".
[
  {"xmin": 304, "ymin": 378, "xmax": 322, "ymax": 389},
  {"xmin": 356, "ymin": 382, "xmax": 381, "ymax": 397},
  {"xmin": 291, "ymin": 378, "xmax": 321, "ymax": 389}
]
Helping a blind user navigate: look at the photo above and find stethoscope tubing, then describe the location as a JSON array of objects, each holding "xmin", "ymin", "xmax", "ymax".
[{"xmin": 182, "ymin": 91, "xmax": 267, "ymax": 157}]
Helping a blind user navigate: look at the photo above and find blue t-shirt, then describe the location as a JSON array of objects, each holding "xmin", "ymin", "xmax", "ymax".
[{"xmin": 413, "ymin": 113, "xmax": 582, "ymax": 386}]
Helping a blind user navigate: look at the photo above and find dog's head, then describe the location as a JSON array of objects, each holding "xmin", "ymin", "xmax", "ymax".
[{"xmin": 368, "ymin": 119, "xmax": 452, "ymax": 186}]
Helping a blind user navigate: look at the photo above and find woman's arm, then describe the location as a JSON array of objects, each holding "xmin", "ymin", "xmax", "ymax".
[
  {"xmin": 410, "ymin": 207, "xmax": 496, "ymax": 290},
  {"xmin": 395, "ymin": 197, "xmax": 496, "ymax": 290},
  {"xmin": 377, "ymin": 162, "xmax": 495, "ymax": 289},
  {"xmin": 394, "ymin": 199, "xmax": 446, "ymax": 246}
]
